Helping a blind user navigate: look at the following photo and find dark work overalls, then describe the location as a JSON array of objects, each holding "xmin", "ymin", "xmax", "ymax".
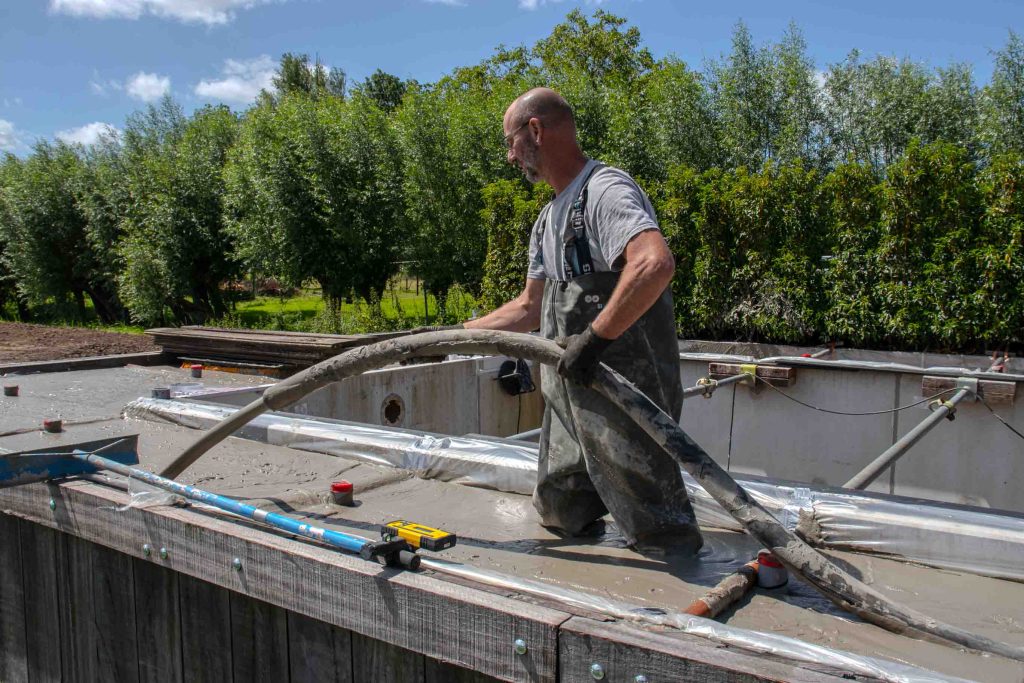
[{"xmin": 533, "ymin": 164, "xmax": 704, "ymax": 553}]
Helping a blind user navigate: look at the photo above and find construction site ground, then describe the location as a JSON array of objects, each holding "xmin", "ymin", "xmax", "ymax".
[
  {"xmin": 2, "ymin": 364, "xmax": 1024, "ymax": 681},
  {"xmin": 0, "ymin": 321, "xmax": 158, "ymax": 363}
]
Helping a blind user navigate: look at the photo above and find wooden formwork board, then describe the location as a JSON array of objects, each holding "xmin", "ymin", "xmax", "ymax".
[
  {"xmin": 0, "ymin": 480, "xmax": 852, "ymax": 682},
  {"xmin": 922, "ymin": 375, "xmax": 1016, "ymax": 405},
  {"xmin": 708, "ymin": 362, "xmax": 796, "ymax": 387}
]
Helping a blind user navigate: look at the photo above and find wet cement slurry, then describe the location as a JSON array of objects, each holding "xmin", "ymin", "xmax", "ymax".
[{"xmin": 2, "ymin": 365, "xmax": 1024, "ymax": 681}]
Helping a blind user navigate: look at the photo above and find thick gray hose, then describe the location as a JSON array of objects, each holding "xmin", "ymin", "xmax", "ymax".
[{"xmin": 158, "ymin": 329, "xmax": 1024, "ymax": 662}]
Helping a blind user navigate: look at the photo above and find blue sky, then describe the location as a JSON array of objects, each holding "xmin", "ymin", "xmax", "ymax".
[{"xmin": 1, "ymin": 0, "xmax": 1021, "ymax": 155}]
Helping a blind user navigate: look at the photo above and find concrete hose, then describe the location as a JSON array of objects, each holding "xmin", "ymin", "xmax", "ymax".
[{"xmin": 159, "ymin": 329, "xmax": 1024, "ymax": 662}]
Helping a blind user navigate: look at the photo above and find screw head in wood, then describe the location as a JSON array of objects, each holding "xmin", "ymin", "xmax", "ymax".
[
  {"xmin": 232, "ymin": 557, "xmax": 242, "ymax": 571},
  {"xmin": 590, "ymin": 663, "xmax": 605, "ymax": 680},
  {"xmin": 513, "ymin": 638, "xmax": 527, "ymax": 655},
  {"xmin": 143, "ymin": 544, "xmax": 152, "ymax": 556},
  {"xmin": 48, "ymin": 499, "xmax": 56, "ymax": 511},
  {"xmin": 635, "ymin": 676, "xmax": 649, "ymax": 683},
  {"xmin": 159, "ymin": 547, "xmax": 168, "ymax": 560}
]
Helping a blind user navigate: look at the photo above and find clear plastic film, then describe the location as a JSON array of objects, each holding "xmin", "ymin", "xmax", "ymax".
[
  {"xmin": 124, "ymin": 398, "xmax": 539, "ymax": 493},
  {"xmin": 125, "ymin": 398, "xmax": 1024, "ymax": 582},
  {"xmin": 420, "ymin": 557, "xmax": 970, "ymax": 683}
]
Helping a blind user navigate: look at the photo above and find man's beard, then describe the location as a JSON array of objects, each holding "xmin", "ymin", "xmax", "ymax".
[{"xmin": 518, "ymin": 138, "xmax": 541, "ymax": 184}]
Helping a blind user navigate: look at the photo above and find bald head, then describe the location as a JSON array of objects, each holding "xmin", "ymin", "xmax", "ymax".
[
  {"xmin": 507, "ymin": 87, "xmax": 576, "ymax": 132},
  {"xmin": 503, "ymin": 87, "xmax": 587, "ymax": 192}
]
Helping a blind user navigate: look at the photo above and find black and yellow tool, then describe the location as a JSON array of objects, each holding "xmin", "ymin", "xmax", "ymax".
[{"xmin": 381, "ymin": 520, "xmax": 457, "ymax": 552}]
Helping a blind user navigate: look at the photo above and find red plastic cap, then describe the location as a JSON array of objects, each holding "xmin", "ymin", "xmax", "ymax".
[
  {"xmin": 190, "ymin": 364, "xmax": 203, "ymax": 370},
  {"xmin": 800, "ymin": 353, "xmax": 812, "ymax": 358},
  {"xmin": 757, "ymin": 550, "xmax": 783, "ymax": 568},
  {"xmin": 331, "ymin": 481, "xmax": 353, "ymax": 494}
]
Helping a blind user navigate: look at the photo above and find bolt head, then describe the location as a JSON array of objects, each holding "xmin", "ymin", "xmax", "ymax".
[
  {"xmin": 48, "ymin": 499, "xmax": 56, "ymax": 511},
  {"xmin": 159, "ymin": 547, "xmax": 168, "ymax": 560},
  {"xmin": 232, "ymin": 557, "xmax": 242, "ymax": 571},
  {"xmin": 513, "ymin": 638, "xmax": 527, "ymax": 655},
  {"xmin": 590, "ymin": 662, "xmax": 605, "ymax": 680},
  {"xmin": 143, "ymin": 544, "xmax": 152, "ymax": 556},
  {"xmin": 635, "ymin": 676, "xmax": 649, "ymax": 683}
]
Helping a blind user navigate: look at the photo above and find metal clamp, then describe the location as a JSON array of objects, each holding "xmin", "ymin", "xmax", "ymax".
[
  {"xmin": 928, "ymin": 399, "xmax": 958, "ymax": 420},
  {"xmin": 695, "ymin": 377, "xmax": 718, "ymax": 398}
]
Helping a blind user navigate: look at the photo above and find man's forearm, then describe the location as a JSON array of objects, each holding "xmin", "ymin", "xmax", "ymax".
[
  {"xmin": 465, "ymin": 295, "xmax": 541, "ymax": 332},
  {"xmin": 590, "ymin": 254, "xmax": 674, "ymax": 340}
]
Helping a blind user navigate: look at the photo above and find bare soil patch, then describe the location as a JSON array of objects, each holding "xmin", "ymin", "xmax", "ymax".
[{"xmin": 0, "ymin": 322, "xmax": 158, "ymax": 363}]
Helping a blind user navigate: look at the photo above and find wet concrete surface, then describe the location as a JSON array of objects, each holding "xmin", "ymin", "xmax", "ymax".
[{"xmin": 2, "ymin": 365, "xmax": 1024, "ymax": 681}]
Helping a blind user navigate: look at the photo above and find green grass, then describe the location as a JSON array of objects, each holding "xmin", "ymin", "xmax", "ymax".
[{"xmin": 2, "ymin": 285, "xmax": 479, "ymax": 335}]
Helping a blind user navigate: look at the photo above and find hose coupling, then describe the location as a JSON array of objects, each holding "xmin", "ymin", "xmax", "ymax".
[{"xmin": 695, "ymin": 377, "xmax": 718, "ymax": 398}]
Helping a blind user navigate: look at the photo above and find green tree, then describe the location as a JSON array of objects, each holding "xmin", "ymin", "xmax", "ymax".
[
  {"xmin": 226, "ymin": 91, "xmax": 405, "ymax": 306},
  {"xmin": 357, "ymin": 69, "xmax": 407, "ymax": 113},
  {"xmin": 0, "ymin": 141, "xmax": 121, "ymax": 321},
  {"xmin": 980, "ymin": 31, "xmax": 1024, "ymax": 156},
  {"xmin": 479, "ymin": 179, "xmax": 552, "ymax": 309},
  {"xmin": 119, "ymin": 101, "xmax": 240, "ymax": 324},
  {"xmin": 271, "ymin": 53, "xmax": 346, "ymax": 100}
]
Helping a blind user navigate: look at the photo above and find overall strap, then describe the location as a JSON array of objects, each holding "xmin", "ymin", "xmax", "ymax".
[{"xmin": 563, "ymin": 162, "xmax": 606, "ymax": 280}]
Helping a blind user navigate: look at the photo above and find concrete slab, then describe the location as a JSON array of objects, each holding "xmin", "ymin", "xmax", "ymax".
[{"xmin": 3, "ymin": 362, "xmax": 1024, "ymax": 681}]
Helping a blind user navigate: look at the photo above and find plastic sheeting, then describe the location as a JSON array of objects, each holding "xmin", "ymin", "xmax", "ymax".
[
  {"xmin": 420, "ymin": 557, "xmax": 970, "ymax": 683},
  {"xmin": 125, "ymin": 397, "xmax": 1024, "ymax": 583},
  {"xmin": 124, "ymin": 398, "xmax": 538, "ymax": 493}
]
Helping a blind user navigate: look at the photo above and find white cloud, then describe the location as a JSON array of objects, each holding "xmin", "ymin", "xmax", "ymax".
[
  {"xmin": 3, "ymin": 97, "xmax": 23, "ymax": 108},
  {"xmin": 423, "ymin": 0, "xmax": 466, "ymax": 6},
  {"xmin": 56, "ymin": 122, "xmax": 121, "ymax": 146},
  {"xmin": 50, "ymin": 0, "xmax": 274, "ymax": 26},
  {"xmin": 0, "ymin": 119, "xmax": 21, "ymax": 152},
  {"xmin": 126, "ymin": 71, "xmax": 171, "ymax": 102},
  {"xmin": 518, "ymin": 0, "xmax": 605, "ymax": 9},
  {"xmin": 195, "ymin": 55, "xmax": 275, "ymax": 105}
]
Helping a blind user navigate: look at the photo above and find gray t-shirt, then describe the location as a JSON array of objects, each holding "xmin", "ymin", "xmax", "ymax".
[{"xmin": 527, "ymin": 160, "xmax": 660, "ymax": 282}]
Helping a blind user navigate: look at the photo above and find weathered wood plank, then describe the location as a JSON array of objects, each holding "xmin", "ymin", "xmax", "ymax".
[
  {"xmin": 558, "ymin": 617, "xmax": 846, "ymax": 683},
  {"xmin": 425, "ymin": 658, "xmax": 503, "ymax": 683},
  {"xmin": 0, "ymin": 513, "xmax": 28, "ymax": 683},
  {"xmin": 179, "ymin": 573, "xmax": 232, "ymax": 683},
  {"xmin": 352, "ymin": 631, "xmax": 425, "ymax": 682},
  {"xmin": 89, "ymin": 539, "xmax": 141, "ymax": 682},
  {"xmin": 0, "ymin": 350, "xmax": 168, "ymax": 376},
  {"xmin": 287, "ymin": 611, "xmax": 353, "ymax": 683},
  {"xmin": 20, "ymin": 520, "xmax": 62, "ymax": 683},
  {"xmin": 56, "ymin": 531, "xmax": 94, "ymax": 682},
  {"xmin": 0, "ymin": 479, "xmax": 566, "ymax": 682},
  {"xmin": 708, "ymin": 362, "xmax": 795, "ymax": 387},
  {"xmin": 230, "ymin": 591, "xmax": 289, "ymax": 682},
  {"xmin": 922, "ymin": 375, "xmax": 1016, "ymax": 405},
  {"xmin": 134, "ymin": 557, "xmax": 184, "ymax": 683}
]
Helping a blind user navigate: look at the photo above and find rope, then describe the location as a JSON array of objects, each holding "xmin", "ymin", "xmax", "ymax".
[{"xmin": 753, "ymin": 377, "xmax": 956, "ymax": 416}]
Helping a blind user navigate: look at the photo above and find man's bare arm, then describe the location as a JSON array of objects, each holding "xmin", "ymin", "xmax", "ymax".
[
  {"xmin": 590, "ymin": 230, "xmax": 675, "ymax": 340},
  {"xmin": 464, "ymin": 278, "xmax": 545, "ymax": 332}
]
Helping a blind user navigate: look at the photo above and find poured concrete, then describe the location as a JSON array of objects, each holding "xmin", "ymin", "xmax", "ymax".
[{"xmin": 2, "ymin": 364, "xmax": 1024, "ymax": 681}]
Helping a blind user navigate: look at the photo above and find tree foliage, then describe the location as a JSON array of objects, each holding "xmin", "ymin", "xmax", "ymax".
[{"xmin": 3, "ymin": 11, "xmax": 1024, "ymax": 350}]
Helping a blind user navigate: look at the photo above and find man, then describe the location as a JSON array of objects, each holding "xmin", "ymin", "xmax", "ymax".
[{"xmin": 466, "ymin": 88, "xmax": 703, "ymax": 555}]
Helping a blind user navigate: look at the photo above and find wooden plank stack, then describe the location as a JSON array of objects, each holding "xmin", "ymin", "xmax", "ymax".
[{"xmin": 146, "ymin": 326, "xmax": 406, "ymax": 370}]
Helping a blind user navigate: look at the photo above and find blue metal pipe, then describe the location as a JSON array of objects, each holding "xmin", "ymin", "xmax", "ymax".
[{"xmin": 73, "ymin": 449, "xmax": 370, "ymax": 555}]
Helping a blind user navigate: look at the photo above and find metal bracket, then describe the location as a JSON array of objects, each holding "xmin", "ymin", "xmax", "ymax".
[
  {"xmin": 739, "ymin": 364, "xmax": 758, "ymax": 385},
  {"xmin": 955, "ymin": 377, "xmax": 979, "ymax": 399}
]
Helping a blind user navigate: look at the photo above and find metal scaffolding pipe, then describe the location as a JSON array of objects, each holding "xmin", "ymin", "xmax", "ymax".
[
  {"xmin": 683, "ymin": 372, "xmax": 748, "ymax": 399},
  {"xmin": 844, "ymin": 388, "xmax": 973, "ymax": 490}
]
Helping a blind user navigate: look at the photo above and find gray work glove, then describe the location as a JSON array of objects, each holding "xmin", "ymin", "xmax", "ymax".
[
  {"xmin": 407, "ymin": 323, "xmax": 463, "ymax": 335},
  {"xmin": 556, "ymin": 324, "xmax": 614, "ymax": 384}
]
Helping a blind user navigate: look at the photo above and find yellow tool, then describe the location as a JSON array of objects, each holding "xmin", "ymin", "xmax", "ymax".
[{"xmin": 381, "ymin": 520, "xmax": 457, "ymax": 552}]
